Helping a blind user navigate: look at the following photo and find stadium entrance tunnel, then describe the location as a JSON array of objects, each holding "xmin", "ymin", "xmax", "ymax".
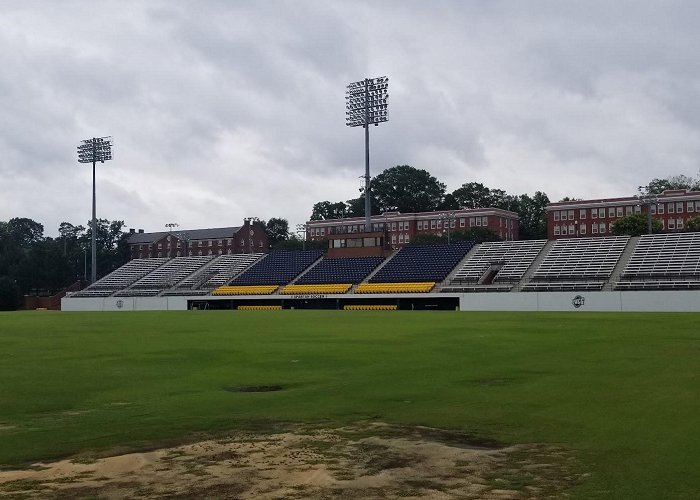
[{"xmin": 189, "ymin": 297, "xmax": 460, "ymax": 311}]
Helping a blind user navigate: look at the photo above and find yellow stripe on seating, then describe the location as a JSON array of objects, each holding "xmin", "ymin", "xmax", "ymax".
[
  {"xmin": 238, "ymin": 305, "xmax": 282, "ymax": 310},
  {"xmin": 280, "ymin": 284, "xmax": 352, "ymax": 295},
  {"xmin": 343, "ymin": 304, "xmax": 398, "ymax": 310},
  {"xmin": 355, "ymin": 282, "xmax": 436, "ymax": 294},
  {"xmin": 212, "ymin": 285, "xmax": 279, "ymax": 295}
]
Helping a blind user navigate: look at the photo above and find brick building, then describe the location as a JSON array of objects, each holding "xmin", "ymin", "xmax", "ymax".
[
  {"xmin": 305, "ymin": 208, "xmax": 519, "ymax": 250},
  {"xmin": 127, "ymin": 220, "xmax": 268, "ymax": 259},
  {"xmin": 546, "ymin": 189, "xmax": 700, "ymax": 239}
]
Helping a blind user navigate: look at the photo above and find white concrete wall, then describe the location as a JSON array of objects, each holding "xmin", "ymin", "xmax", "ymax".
[
  {"xmin": 62, "ymin": 296, "xmax": 188, "ymax": 311},
  {"xmin": 459, "ymin": 291, "xmax": 700, "ymax": 312},
  {"xmin": 62, "ymin": 291, "xmax": 700, "ymax": 312}
]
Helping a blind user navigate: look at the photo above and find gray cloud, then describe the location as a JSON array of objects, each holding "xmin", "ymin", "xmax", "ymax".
[{"xmin": 2, "ymin": 1, "xmax": 700, "ymax": 236}]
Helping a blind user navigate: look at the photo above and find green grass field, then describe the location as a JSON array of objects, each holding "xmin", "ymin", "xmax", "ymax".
[{"xmin": 0, "ymin": 310, "xmax": 698, "ymax": 498}]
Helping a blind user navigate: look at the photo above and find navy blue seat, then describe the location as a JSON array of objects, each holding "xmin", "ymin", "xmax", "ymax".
[
  {"xmin": 231, "ymin": 250, "xmax": 323, "ymax": 285},
  {"xmin": 298, "ymin": 256, "xmax": 385, "ymax": 284},
  {"xmin": 370, "ymin": 241, "xmax": 474, "ymax": 283}
]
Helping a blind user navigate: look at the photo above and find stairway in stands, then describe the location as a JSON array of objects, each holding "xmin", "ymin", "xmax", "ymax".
[{"xmin": 512, "ymin": 240, "xmax": 555, "ymax": 292}]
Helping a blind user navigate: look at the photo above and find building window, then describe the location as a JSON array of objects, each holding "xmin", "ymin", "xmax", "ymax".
[
  {"xmin": 607, "ymin": 207, "xmax": 614, "ymax": 217},
  {"xmin": 554, "ymin": 211, "xmax": 560, "ymax": 221},
  {"xmin": 567, "ymin": 210, "xmax": 574, "ymax": 220},
  {"xmin": 625, "ymin": 205, "xmax": 632, "ymax": 215},
  {"xmin": 476, "ymin": 218, "xmax": 482, "ymax": 227},
  {"xmin": 599, "ymin": 223, "xmax": 606, "ymax": 234},
  {"xmin": 320, "ymin": 228, "xmax": 325, "ymax": 236},
  {"xmin": 259, "ymin": 241, "xmax": 263, "ymax": 247},
  {"xmin": 391, "ymin": 234, "xmax": 396, "ymax": 244},
  {"xmin": 580, "ymin": 223, "xmax": 587, "ymax": 235},
  {"xmin": 616, "ymin": 207, "xmax": 623, "ymax": 217},
  {"xmin": 430, "ymin": 220, "xmax": 436, "ymax": 229},
  {"xmin": 227, "ymin": 239, "xmax": 232, "ymax": 245},
  {"xmin": 470, "ymin": 218, "xmax": 475, "ymax": 227},
  {"xmin": 460, "ymin": 218, "xmax": 465, "ymax": 227},
  {"xmin": 437, "ymin": 219, "xmax": 442, "ymax": 228},
  {"xmin": 668, "ymin": 203, "xmax": 675, "ymax": 214},
  {"xmin": 417, "ymin": 221, "xmax": 423, "ymax": 230},
  {"xmin": 580, "ymin": 209, "xmax": 586, "ymax": 219},
  {"xmin": 634, "ymin": 205, "xmax": 641, "ymax": 213},
  {"xmin": 696, "ymin": 201, "xmax": 700, "ymax": 212},
  {"xmin": 688, "ymin": 202, "xmax": 694, "ymax": 213},
  {"xmin": 658, "ymin": 204, "xmax": 664, "ymax": 214},
  {"xmin": 609, "ymin": 222, "xmax": 614, "ymax": 232},
  {"xmin": 398, "ymin": 233, "xmax": 404, "ymax": 244},
  {"xmin": 668, "ymin": 219, "xmax": 675, "ymax": 229},
  {"xmin": 450, "ymin": 219, "xmax": 456, "ymax": 228},
  {"xmin": 482, "ymin": 217, "xmax": 488, "ymax": 226},
  {"xmin": 677, "ymin": 218, "xmax": 684, "ymax": 229},
  {"xmin": 591, "ymin": 208, "xmax": 598, "ymax": 219},
  {"xmin": 592, "ymin": 224, "xmax": 598, "ymax": 234},
  {"xmin": 158, "ymin": 243, "xmax": 163, "ymax": 249},
  {"xmin": 240, "ymin": 239, "xmax": 244, "ymax": 246},
  {"xmin": 554, "ymin": 225, "xmax": 560, "ymax": 236},
  {"xmin": 405, "ymin": 233, "xmax": 410, "ymax": 243},
  {"xmin": 218, "ymin": 249, "xmax": 223, "ymax": 255},
  {"xmin": 651, "ymin": 204, "xmax": 657, "ymax": 214},
  {"xmin": 676, "ymin": 202, "xmax": 683, "ymax": 213}
]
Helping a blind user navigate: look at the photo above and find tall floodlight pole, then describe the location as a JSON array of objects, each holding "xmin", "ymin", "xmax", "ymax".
[
  {"xmin": 638, "ymin": 186, "xmax": 658, "ymax": 235},
  {"xmin": 77, "ymin": 136, "xmax": 113, "ymax": 284},
  {"xmin": 346, "ymin": 76, "xmax": 389, "ymax": 232}
]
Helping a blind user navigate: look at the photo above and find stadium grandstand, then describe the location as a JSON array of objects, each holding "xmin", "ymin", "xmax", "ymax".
[{"xmin": 63, "ymin": 215, "xmax": 700, "ymax": 312}]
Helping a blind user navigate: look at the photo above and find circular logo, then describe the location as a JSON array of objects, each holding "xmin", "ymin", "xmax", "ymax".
[
  {"xmin": 116, "ymin": 299, "xmax": 124, "ymax": 309},
  {"xmin": 571, "ymin": 295, "xmax": 585, "ymax": 309}
]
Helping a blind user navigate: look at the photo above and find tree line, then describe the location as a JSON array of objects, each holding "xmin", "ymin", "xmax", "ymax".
[{"xmin": 311, "ymin": 165, "xmax": 550, "ymax": 240}]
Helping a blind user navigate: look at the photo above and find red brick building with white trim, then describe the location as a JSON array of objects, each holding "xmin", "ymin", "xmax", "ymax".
[{"xmin": 546, "ymin": 189, "xmax": 700, "ymax": 239}]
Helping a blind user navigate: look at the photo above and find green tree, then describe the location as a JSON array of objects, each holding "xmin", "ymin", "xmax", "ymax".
[
  {"xmin": 0, "ymin": 276, "xmax": 20, "ymax": 311},
  {"xmin": 369, "ymin": 165, "xmax": 446, "ymax": 213},
  {"xmin": 264, "ymin": 218, "xmax": 290, "ymax": 248},
  {"xmin": 645, "ymin": 174, "xmax": 700, "ymax": 194},
  {"xmin": 310, "ymin": 201, "xmax": 348, "ymax": 220},
  {"xmin": 685, "ymin": 216, "xmax": 700, "ymax": 232},
  {"xmin": 611, "ymin": 213, "xmax": 662, "ymax": 236},
  {"xmin": 515, "ymin": 191, "xmax": 550, "ymax": 240},
  {"xmin": 7, "ymin": 217, "xmax": 44, "ymax": 247}
]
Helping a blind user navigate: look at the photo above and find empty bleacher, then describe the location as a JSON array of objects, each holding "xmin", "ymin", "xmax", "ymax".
[
  {"xmin": 444, "ymin": 240, "xmax": 546, "ymax": 292},
  {"xmin": 356, "ymin": 282, "xmax": 436, "ymax": 293},
  {"xmin": 615, "ymin": 233, "xmax": 700, "ymax": 290},
  {"xmin": 231, "ymin": 250, "xmax": 323, "ymax": 285},
  {"xmin": 171, "ymin": 253, "xmax": 264, "ymax": 292},
  {"xmin": 297, "ymin": 256, "xmax": 385, "ymax": 284},
  {"xmin": 280, "ymin": 284, "xmax": 352, "ymax": 294},
  {"xmin": 522, "ymin": 236, "xmax": 629, "ymax": 292},
  {"xmin": 212, "ymin": 285, "xmax": 279, "ymax": 295},
  {"xmin": 369, "ymin": 242, "xmax": 474, "ymax": 283},
  {"xmin": 71, "ymin": 258, "xmax": 169, "ymax": 297},
  {"xmin": 122, "ymin": 256, "xmax": 213, "ymax": 296}
]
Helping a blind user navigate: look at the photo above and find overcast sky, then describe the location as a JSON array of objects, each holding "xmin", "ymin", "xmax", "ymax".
[{"xmin": 2, "ymin": 1, "xmax": 700, "ymax": 236}]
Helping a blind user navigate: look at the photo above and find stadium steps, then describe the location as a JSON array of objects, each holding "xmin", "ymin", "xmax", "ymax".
[
  {"xmin": 286, "ymin": 257, "xmax": 325, "ymax": 285},
  {"xmin": 438, "ymin": 243, "xmax": 482, "ymax": 290},
  {"xmin": 605, "ymin": 236, "xmax": 640, "ymax": 291},
  {"xmin": 513, "ymin": 240, "xmax": 556, "ymax": 292},
  {"xmin": 358, "ymin": 250, "xmax": 398, "ymax": 283},
  {"xmin": 159, "ymin": 256, "xmax": 222, "ymax": 296}
]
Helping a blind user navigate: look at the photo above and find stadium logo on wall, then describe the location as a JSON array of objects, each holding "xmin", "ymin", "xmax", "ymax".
[
  {"xmin": 116, "ymin": 299, "xmax": 124, "ymax": 309},
  {"xmin": 571, "ymin": 295, "xmax": 585, "ymax": 309}
]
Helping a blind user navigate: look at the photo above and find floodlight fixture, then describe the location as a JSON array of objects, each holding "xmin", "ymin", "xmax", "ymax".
[
  {"xmin": 77, "ymin": 136, "xmax": 113, "ymax": 284},
  {"xmin": 345, "ymin": 76, "xmax": 389, "ymax": 232}
]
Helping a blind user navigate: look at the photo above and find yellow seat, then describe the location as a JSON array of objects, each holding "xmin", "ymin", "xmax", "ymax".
[
  {"xmin": 355, "ymin": 282, "xmax": 435, "ymax": 294},
  {"xmin": 344, "ymin": 304, "xmax": 398, "ymax": 310},
  {"xmin": 280, "ymin": 284, "xmax": 352, "ymax": 295},
  {"xmin": 212, "ymin": 285, "xmax": 279, "ymax": 295},
  {"xmin": 238, "ymin": 305, "xmax": 282, "ymax": 310}
]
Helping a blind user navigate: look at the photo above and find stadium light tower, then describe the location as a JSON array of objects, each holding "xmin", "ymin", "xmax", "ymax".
[
  {"xmin": 346, "ymin": 76, "xmax": 389, "ymax": 232},
  {"xmin": 77, "ymin": 136, "xmax": 113, "ymax": 284}
]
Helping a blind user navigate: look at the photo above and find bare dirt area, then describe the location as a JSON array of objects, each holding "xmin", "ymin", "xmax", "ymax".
[{"xmin": 0, "ymin": 422, "xmax": 585, "ymax": 499}]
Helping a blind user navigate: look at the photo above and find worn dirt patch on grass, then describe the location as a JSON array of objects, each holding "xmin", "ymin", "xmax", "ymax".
[{"xmin": 0, "ymin": 422, "xmax": 585, "ymax": 499}]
